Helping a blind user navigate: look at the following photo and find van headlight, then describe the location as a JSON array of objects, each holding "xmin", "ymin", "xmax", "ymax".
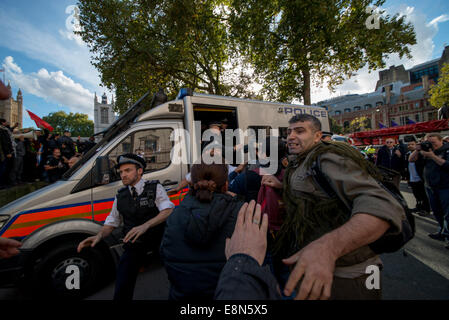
[{"xmin": 0, "ymin": 215, "xmax": 10, "ymax": 230}]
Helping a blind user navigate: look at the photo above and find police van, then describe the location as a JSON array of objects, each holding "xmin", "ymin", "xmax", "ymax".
[{"xmin": 0, "ymin": 88, "xmax": 330, "ymax": 298}]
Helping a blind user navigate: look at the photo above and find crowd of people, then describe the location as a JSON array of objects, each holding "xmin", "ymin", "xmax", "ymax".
[
  {"xmin": 75, "ymin": 114, "xmax": 407, "ymax": 300},
  {"xmin": 2, "ymin": 110, "xmax": 448, "ymax": 300},
  {"xmin": 0, "ymin": 120, "xmax": 96, "ymax": 188},
  {"xmin": 365, "ymin": 133, "xmax": 449, "ymax": 250}
]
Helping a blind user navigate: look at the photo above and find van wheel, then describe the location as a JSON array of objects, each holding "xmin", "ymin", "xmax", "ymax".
[{"xmin": 30, "ymin": 241, "xmax": 110, "ymax": 299}]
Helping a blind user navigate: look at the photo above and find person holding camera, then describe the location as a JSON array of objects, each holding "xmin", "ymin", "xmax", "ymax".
[{"xmin": 410, "ymin": 134, "xmax": 449, "ymax": 248}]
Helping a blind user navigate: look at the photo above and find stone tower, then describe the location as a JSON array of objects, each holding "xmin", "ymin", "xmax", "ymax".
[
  {"xmin": 0, "ymin": 83, "xmax": 23, "ymax": 128},
  {"xmin": 94, "ymin": 92, "xmax": 116, "ymax": 136}
]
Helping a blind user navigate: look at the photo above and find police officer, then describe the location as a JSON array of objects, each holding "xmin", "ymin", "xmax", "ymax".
[{"xmin": 77, "ymin": 153, "xmax": 174, "ymax": 300}]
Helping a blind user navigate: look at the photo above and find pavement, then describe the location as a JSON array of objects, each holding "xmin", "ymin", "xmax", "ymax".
[{"xmin": 0, "ymin": 181, "xmax": 448, "ymax": 300}]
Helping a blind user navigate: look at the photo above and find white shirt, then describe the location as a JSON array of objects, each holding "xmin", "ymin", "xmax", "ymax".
[{"xmin": 104, "ymin": 179, "xmax": 175, "ymax": 227}]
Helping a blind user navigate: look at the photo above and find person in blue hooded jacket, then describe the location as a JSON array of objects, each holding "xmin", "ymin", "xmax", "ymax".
[{"xmin": 160, "ymin": 162, "xmax": 244, "ymax": 300}]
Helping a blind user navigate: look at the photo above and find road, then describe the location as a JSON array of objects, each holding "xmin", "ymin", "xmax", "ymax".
[{"xmin": 1, "ymin": 181, "xmax": 448, "ymax": 300}]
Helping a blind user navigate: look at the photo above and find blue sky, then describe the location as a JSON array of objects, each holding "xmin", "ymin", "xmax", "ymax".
[{"xmin": 1, "ymin": 0, "xmax": 448, "ymax": 129}]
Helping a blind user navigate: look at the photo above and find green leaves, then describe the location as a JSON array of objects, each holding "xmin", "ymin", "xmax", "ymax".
[
  {"xmin": 429, "ymin": 63, "xmax": 449, "ymax": 109},
  {"xmin": 77, "ymin": 0, "xmax": 416, "ymax": 112},
  {"xmin": 229, "ymin": 0, "xmax": 416, "ymax": 104},
  {"xmin": 42, "ymin": 111, "xmax": 94, "ymax": 137}
]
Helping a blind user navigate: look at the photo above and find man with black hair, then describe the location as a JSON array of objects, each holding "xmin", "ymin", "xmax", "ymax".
[
  {"xmin": 44, "ymin": 147, "xmax": 66, "ymax": 182},
  {"xmin": 77, "ymin": 153, "xmax": 174, "ymax": 300},
  {"xmin": 274, "ymin": 114, "xmax": 404, "ymax": 300}
]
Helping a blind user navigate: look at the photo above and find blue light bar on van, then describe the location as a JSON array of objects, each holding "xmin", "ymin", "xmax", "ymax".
[{"xmin": 176, "ymin": 88, "xmax": 193, "ymax": 100}]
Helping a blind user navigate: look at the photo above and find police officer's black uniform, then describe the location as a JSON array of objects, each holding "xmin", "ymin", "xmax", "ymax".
[{"xmin": 111, "ymin": 154, "xmax": 168, "ymax": 300}]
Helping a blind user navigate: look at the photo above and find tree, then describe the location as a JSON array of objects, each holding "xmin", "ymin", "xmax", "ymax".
[
  {"xmin": 77, "ymin": 0, "xmax": 259, "ymax": 114},
  {"xmin": 229, "ymin": 0, "xmax": 416, "ymax": 104},
  {"xmin": 43, "ymin": 111, "xmax": 94, "ymax": 137},
  {"xmin": 348, "ymin": 116, "xmax": 370, "ymax": 133},
  {"xmin": 329, "ymin": 117, "xmax": 343, "ymax": 134},
  {"xmin": 429, "ymin": 63, "xmax": 449, "ymax": 109}
]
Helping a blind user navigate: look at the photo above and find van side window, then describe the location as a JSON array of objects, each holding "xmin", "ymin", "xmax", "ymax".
[
  {"xmin": 108, "ymin": 128, "xmax": 173, "ymax": 181},
  {"xmin": 248, "ymin": 126, "xmax": 272, "ymax": 141}
]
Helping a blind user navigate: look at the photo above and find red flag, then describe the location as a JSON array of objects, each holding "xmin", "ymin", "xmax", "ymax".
[{"xmin": 27, "ymin": 110, "xmax": 54, "ymax": 132}]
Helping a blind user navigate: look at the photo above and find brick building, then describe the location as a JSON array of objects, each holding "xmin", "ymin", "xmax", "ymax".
[
  {"xmin": 0, "ymin": 82, "xmax": 23, "ymax": 128},
  {"xmin": 316, "ymin": 46, "xmax": 449, "ymax": 131}
]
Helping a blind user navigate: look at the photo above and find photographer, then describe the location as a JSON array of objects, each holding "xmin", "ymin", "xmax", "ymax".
[{"xmin": 410, "ymin": 134, "xmax": 449, "ymax": 248}]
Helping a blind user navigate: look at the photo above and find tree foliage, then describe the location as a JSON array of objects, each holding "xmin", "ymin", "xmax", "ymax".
[
  {"xmin": 348, "ymin": 116, "xmax": 370, "ymax": 133},
  {"xmin": 329, "ymin": 117, "xmax": 343, "ymax": 134},
  {"xmin": 43, "ymin": 111, "xmax": 94, "ymax": 137},
  {"xmin": 429, "ymin": 63, "xmax": 449, "ymax": 109},
  {"xmin": 77, "ymin": 0, "xmax": 261, "ymax": 114},
  {"xmin": 228, "ymin": 0, "xmax": 416, "ymax": 104},
  {"xmin": 77, "ymin": 0, "xmax": 416, "ymax": 113}
]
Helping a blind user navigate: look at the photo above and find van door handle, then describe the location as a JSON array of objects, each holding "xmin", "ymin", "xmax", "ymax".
[{"xmin": 162, "ymin": 180, "xmax": 178, "ymax": 186}]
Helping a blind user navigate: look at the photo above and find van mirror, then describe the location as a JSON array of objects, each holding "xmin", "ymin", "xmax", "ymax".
[{"xmin": 94, "ymin": 155, "xmax": 112, "ymax": 185}]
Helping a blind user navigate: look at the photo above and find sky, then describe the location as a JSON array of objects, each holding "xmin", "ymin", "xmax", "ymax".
[{"xmin": 0, "ymin": 1, "xmax": 448, "ymax": 129}]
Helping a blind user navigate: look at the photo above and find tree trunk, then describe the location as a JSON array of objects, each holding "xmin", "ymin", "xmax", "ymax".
[{"xmin": 302, "ymin": 66, "xmax": 311, "ymax": 105}]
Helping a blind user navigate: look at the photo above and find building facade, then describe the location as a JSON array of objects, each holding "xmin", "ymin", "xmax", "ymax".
[
  {"xmin": 0, "ymin": 83, "xmax": 23, "ymax": 128},
  {"xmin": 94, "ymin": 92, "xmax": 116, "ymax": 135},
  {"xmin": 316, "ymin": 46, "xmax": 449, "ymax": 131}
]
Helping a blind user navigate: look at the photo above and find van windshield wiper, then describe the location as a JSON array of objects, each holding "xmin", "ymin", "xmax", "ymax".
[{"xmin": 62, "ymin": 90, "xmax": 162, "ymax": 179}]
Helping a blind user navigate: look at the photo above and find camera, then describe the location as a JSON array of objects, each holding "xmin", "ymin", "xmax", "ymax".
[{"xmin": 419, "ymin": 140, "xmax": 432, "ymax": 152}]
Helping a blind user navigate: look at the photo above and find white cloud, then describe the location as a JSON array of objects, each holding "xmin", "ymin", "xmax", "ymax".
[
  {"xmin": 428, "ymin": 14, "xmax": 449, "ymax": 27},
  {"xmin": 311, "ymin": 5, "xmax": 449, "ymax": 104},
  {"xmin": 0, "ymin": 8, "xmax": 100, "ymax": 91},
  {"xmin": 3, "ymin": 56, "xmax": 94, "ymax": 117}
]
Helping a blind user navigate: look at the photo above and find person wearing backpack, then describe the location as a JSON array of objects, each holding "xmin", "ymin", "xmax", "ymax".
[{"xmin": 274, "ymin": 114, "xmax": 406, "ymax": 300}]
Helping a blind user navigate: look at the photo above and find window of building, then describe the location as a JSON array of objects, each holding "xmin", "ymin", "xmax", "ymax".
[
  {"xmin": 344, "ymin": 108, "xmax": 351, "ymax": 113},
  {"xmin": 354, "ymin": 106, "xmax": 361, "ymax": 111},
  {"xmin": 376, "ymin": 101, "xmax": 383, "ymax": 107},
  {"xmin": 364, "ymin": 104, "xmax": 372, "ymax": 109},
  {"xmin": 415, "ymin": 102, "xmax": 420, "ymax": 108},
  {"xmin": 100, "ymin": 107, "xmax": 109, "ymax": 124},
  {"xmin": 415, "ymin": 114, "xmax": 420, "ymax": 122},
  {"xmin": 335, "ymin": 111, "xmax": 341, "ymax": 115}
]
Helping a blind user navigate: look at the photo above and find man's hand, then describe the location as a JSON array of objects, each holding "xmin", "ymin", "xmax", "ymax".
[
  {"xmin": 282, "ymin": 237, "xmax": 337, "ymax": 300},
  {"xmin": 420, "ymin": 150, "xmax": 435, "ymax": 159},
  {"xmin": 261, "ymin": 175, "xmax": 283, "ymax": 189},
  {"xmin": 394, "ymin": 149, "xmax": 401, "ymax": 158},
  {"xmin": 123, "ymin": 224, "xmax": 150, "ymax": 243},
  {"xmin": 77, "ymin": 235, "xmax": 101, "ymax": 252},
  {"xmin": 225, "ymin": 200, "xmax": 268, "ymax": 266},
  {"xmin": 0, "ymin": 238, "xmax": 22, "ymax": 259}
]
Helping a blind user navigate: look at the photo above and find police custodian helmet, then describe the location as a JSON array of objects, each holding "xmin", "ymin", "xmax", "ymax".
[{"xmin": 116, "ymin": 153, "xmax": 146, "ymax": 170}]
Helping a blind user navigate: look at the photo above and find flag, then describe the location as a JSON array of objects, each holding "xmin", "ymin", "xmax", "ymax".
[
  {"xmin": 391, "ymin": 120, "xmax": 399, "ymax": 127},
  {"xmin": 378, "ymin": 122, "xmax": 386, "ymax": 129},
  {"xmin": 407, "ymin": 119, "xmax": 416, "ymax": 125},
  {"xmin": 27, "ymin": 110, "xmax": 54, "ymax": 131}
]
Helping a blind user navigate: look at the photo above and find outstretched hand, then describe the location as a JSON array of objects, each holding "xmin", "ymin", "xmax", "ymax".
[
  {"xmin": 225, "ymin": 200, "xmax": 268, "ymax": 266},
  {"xmin": 0, "ymin": 238, "xmax": 22, "ymax": 259}
]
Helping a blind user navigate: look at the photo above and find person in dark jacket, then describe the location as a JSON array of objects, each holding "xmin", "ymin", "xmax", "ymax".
[
  {"xmin": 375, "ymin": 138, "xmax": 403, "ymax": 188},
  {"xmin": 406, "ymin": 140, "xmax": 430, "ymax": 216},
  {"xmin": 410, "ymin": 133, "xmax": 449, "ymax": 248},
  {"xmin": 160, "ymin": 162, "xmax": 244, "ymax": 300}
]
